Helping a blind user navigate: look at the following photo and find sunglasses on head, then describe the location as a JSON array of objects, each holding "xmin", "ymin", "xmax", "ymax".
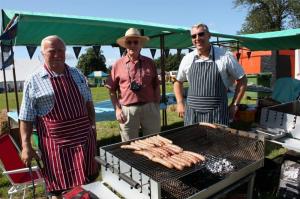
[
  {"xmin": 191, "ymin": 32, "xmax": 206, "ymax": 39},
  {"xmin": 126, "ymin": 40, "xmax": 139, "ymax": 45}
]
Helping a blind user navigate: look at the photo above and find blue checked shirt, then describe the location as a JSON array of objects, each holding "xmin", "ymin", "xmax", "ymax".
[{"xmin": 19, "ymin": 66, "xmax": 92, "ymax": 122}]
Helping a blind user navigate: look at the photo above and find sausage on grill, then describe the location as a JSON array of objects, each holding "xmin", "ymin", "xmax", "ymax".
[
  {"xmin": 121, "ymin": 135, "xmax": 207, "ymax": 170},
  {"xmin": 199, "ymin": 122, "xmax": 217, "ymax": 129},
  {"xmin": 183, "ymin": 151, "xmax": 205, "ymax": 161},
  {"xmin": 121, "ymin": 144, "xmax": 141, "ymax": 150},
  {"xmin": 172, "ymin": 154, "xmax": 192, "ymax": 167},
  {"xmin": 161, "ymin": 146, "xmax": 176, "ymax": 155},
  {"xmin": 168, "ymin": 156, "xmax": 187, "ymax": 167},
  {"xmin": 179, "ymin": 152, "xmax": 199, "ymax": 164},
  {"xmin": 171, "ymin": 155, "xmax": 192, "ymax": 167},
  {"xmin": 143, "ymin": 138, "xmax": 157, "ymax": 145},
  {"xmin": 164, "ymin": 157, "xmax": 184, "ymax": 170},
  {"xmin": 155, "ymin": 135, "xmax": 173, "ymax": 144},
  {"xmin": 151, "ymin": 147, "xmax": 169, "ymax": 157},
  {"xmin": 165, "ymin": 144, "xmax": 183, "ymax": 153},
  {"xmin": 148, "ymin": 136, "xmax": 164, "ymax": 146},
  {"xmin": 136, "ymin": 140, "xmax": 154, "ymax": 148},
  {"xmin": 152, "ymin": 157, "xmax": 174, "ymax": 169},
  {"xmin": 130, "ymin": 142, "xmax": 147, "ymax": 150},
  {"xmin": 134, "ymin": 150, "xmax": 154, "ymax": 160}
]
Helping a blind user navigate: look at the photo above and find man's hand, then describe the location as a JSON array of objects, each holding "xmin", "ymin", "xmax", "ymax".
[
  {"xmin": 173, "ymin": 81, "xmax": 185, "ymax": 118},
  {"xmin": 116, "ymin": 107, "xmax": 127, "ymax": 123},
  {"xmin": 21, "ymin": 145, "xmax": 40, "ymax": 167},
  {"xmin": 20, "ymin": 121, "xmax": 38, "ymax": 167},
  {"xmin": 229, "ymin": 104, "xmax": 239, "ymax": 121},
  {"xmin": 177, "ymin": 102, "xmax": 185, "ymax": 118}
]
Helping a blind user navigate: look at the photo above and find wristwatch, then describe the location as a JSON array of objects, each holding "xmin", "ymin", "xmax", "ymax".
[
  {"xmin": 232, "ymin": 102, "xmax": 239, "ymax": 110},
  {"xmin": 233, "ymin": 102, "xmax": 239, "ymax": 106}
]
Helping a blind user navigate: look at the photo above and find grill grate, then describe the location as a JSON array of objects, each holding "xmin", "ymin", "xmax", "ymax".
[
  {"xmin": 106, "ymin": 147, "xmax": 206, "ymax": 181},
  {"xmin": 101, "ymin": 124, "xmax": 264, "ymax": 199}
]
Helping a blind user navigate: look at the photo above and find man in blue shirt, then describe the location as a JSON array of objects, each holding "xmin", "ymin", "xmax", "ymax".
[{"xmin": 19, "ymin": 35, "xmax": 98, "ymax": 198}]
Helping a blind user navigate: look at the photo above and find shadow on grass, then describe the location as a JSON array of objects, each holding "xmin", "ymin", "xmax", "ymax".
[
  {"xmin": 162, "ymin": 121, "xmax": 184, "ymax": 131},
  {"xmin": 97, "ymin": 134, "xmax": 121, "ymax": 149}
]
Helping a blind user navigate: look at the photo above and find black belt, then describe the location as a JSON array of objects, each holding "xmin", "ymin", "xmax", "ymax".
[{"xmin": 126, "ymin": 102, "xmax": 147, "ymax": 106}]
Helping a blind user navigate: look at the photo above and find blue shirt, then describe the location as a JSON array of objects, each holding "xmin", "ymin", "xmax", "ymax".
[{"xmin": 19, "ymin": 66, "xmax": 92, "ymax": 122}]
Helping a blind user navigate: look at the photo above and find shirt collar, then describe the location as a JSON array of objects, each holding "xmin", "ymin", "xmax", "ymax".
[
  {"xmin": 193, "ymin": 45, "xmax": 213, "ymax": 60},
  {"xmin": 124, "ymin": 54, "xmax": 146, "ymax": 64},
  {"xmin": 39, "ymin": 67, "xmax": 49, "ymax": 78},
  {"xmin": 39, "ymin": 64, "xmax": 68, "ymax": 78}
]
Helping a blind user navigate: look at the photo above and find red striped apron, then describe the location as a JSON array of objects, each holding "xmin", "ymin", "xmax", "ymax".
[{"xmin": 36, "ymin": 65, "xmax": 98, "ymax": 192}]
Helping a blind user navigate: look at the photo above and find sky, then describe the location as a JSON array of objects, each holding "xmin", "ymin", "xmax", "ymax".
[{"xmin": 0, "ymin": 0, "xmax": 248, "ymax": 68}]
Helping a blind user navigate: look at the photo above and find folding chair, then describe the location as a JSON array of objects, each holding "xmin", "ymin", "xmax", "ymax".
[{"xmin": 0, "ymin": 133, "xmax": 44, "ymax": 199}]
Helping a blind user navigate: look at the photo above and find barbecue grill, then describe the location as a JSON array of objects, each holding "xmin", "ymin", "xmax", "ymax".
[
  {"xmin": 258, "ymin": 100, "xmax": 300, "ymax": 152},
  {"xmin": 96, "ymin": 123, "xmax": 264, "ymax": 199}
]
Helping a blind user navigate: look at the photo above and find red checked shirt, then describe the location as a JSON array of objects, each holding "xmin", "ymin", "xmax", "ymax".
[{"xmin": 106, "ymin": 55, "xmax": 160, "ymax": 106}]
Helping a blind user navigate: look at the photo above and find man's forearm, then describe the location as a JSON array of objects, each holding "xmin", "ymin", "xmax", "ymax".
[
  {"xmin": 109, "ymin": 90, "xmax": 121, "ymax": 110},
  {"xmin": 20, "ymin": 121, "xmax": 33, "ymax": 149},
  {"xmin": 232, "ymin": 75, "xmax": 247, "ymax": 105},
  {"xmin": 174, "ymin": 81, "xmax": 184, "ymax": 104}
]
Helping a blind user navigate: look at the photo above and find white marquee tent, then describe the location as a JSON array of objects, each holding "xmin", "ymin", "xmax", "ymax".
[{"xmin": 0, "ymin": 59, "xmax": 40, "ymax": 90}]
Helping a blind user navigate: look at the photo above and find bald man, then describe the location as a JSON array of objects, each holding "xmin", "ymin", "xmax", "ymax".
[{"xmin": 19, "ymin": 35, "xmax": 98, "ymax": 199}]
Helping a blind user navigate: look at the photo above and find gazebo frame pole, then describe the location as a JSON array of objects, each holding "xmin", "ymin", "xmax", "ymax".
[
  {"xmin": 160, "ymin": 35, "xmax": 167, "ymax": 127},
  {"xmin": 1, "ymin": 10, "xmax": 11, "ymax": 129},
  {"xmin": 0, "ymin": 45, "xmax": 11, "ymax": 129},
  {"xmin": 236, "ymin": 41, "xmax": 240, "ymax": 61},
  {"xmin": 10, "ymin": 41, "xmax": 20, "ymax": 114}
]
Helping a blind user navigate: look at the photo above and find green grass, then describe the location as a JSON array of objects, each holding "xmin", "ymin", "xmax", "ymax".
[
  {"xmin": 90, "ymin": 87, "xmax": 110, "ymax": 102},
  {"xmin": 0, "ymin": 92, "xmax": 23, "ymax": 112},
  {"xmin": 0, "ymin": 82, "xmax": 285, "ymax": 198},
  {"xmin": 0, "ymin": 82, "xmax": 176, "ymax": 111}
]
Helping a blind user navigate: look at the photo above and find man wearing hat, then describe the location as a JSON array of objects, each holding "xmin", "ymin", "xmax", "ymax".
[{"xmin": 106, "ymin": 28, "xmax": 161, "ymax": 141}]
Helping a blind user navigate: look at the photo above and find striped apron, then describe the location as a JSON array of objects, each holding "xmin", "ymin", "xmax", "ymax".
[
  {"xmin": 184, "ymin": 47, "xmax": 229, "ymax": 126},
  {"xmin": 36, "ymin": 66, "xmax": 98, "ymax": 192}
]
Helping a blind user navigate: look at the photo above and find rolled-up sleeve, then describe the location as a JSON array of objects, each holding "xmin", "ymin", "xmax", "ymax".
[
  {"xmin": 226, "ymin": 51, "xmax": 245, "ymax": 80},
  {"xmin": 105, "ymin": 63, "xmax": 119, "ymax": 91},
  {"xmin": 19, "ymin": 80, "xmax": 37, "ymax": 122},
  {"xmin": 176, "ymin": 55, "xmax": 189, "ymax": 82}
]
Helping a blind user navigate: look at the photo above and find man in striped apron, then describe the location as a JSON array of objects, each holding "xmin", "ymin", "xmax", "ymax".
[
  {"xmin": 174, "ymin": 23, "xmax": 247, "ymax": 126},
  {"xmin": 19, "ymin": 35, "xmax": 98, "ymax": 198}
]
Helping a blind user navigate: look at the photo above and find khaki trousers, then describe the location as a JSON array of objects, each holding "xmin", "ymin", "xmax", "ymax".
[{"xmin": 120, "ymin": 102, "xmax": 161, "ymax": 141}]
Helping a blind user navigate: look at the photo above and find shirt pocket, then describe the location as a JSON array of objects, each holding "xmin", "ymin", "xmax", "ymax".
[
  {"xmin": 74, "ymin": 78, "xmax": 89, "ymax": 101},
  {"xmin": 35, "ymin": 89, "xmax": 55, "ymax": 116},
  {"xmin": 142, "ymin": 69, "xmax": 153, "ymax": 85}
]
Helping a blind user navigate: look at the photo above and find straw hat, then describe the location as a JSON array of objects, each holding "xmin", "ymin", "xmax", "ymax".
[{"xmin": 117, "ymin": 28, "xmax": 149, "ymax": 48}]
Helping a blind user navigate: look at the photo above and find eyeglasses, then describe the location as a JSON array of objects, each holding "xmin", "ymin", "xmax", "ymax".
[
  {"xmin": 126, "ymin": 40, "xmax": 139, "ymax": 45},
  {"xmin": 191, "ymin": 32, "xmax": 206, "ymax": 39}
]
